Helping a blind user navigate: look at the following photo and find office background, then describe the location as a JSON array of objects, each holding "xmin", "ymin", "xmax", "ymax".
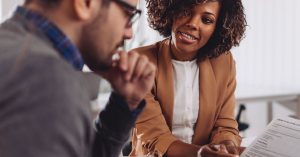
[{"xmin": 1, "ymin": 0, "xmax": 300, "ymax": 138}]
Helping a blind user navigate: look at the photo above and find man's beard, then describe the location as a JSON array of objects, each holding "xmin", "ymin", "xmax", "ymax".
[
  {"xmin": 80, "ymin": 40, "xmax": 126, "ymax": 72},
  {"xmin": 79, "ymin": 10, "xmax": 115, "ymax": 72},
  {"xmin": 89, "ymin": 60, "xmax": 112, "ymax": 72},
  {"xmin": 81, "ymin": 48, "xmax": 113, "ymax": 72}
]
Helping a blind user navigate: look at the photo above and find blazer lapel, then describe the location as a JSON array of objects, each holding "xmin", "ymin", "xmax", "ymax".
[
  {"xmin": 156, "ymin": 39, "xmax": 174, "ymax": 129},
  {"xmin": 192, "ymin": 58, "xmax": 218, "ymax": 144}
]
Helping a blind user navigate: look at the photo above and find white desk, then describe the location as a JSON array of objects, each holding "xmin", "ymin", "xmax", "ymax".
[{"xmin": 235, "ymin": 85, "xmax": 300, "ymax": 122}]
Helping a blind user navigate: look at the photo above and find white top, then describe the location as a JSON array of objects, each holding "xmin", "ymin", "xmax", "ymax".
[{"xmin": 171, "ymin": 59, "xmax": 200, "ymax": 144}]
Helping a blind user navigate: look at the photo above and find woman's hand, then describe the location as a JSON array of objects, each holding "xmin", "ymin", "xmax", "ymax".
[
  {"xmin": 219, "ymin": 140, "xmax": 239, "ymax": 155},
  {"xmin": 198, "ymin": 140, "xmax": 246, "ymax": 157},
  {"xmin": 198, "ymin": 144, "xmax": 239, "ymax": 157}
]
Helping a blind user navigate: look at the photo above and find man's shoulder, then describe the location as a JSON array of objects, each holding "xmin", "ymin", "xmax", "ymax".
[
  {"xmin": 0, "ymin": 41, "xmax": 75, "ymax": 85},
  {"xmin": 0, "ymin": 51, "xmax": 80, "ymax": 94},
  {"xmin": 0, "ymin": 16, "xmax": 98, "ymax": 103},
  {"xmin": 0, "ymin": 17, "xmax": 73, "ymax": 78},
  {"xmin": 0, "ymin": 18, "xmax": 81, "ymax": 95},
  {"xmin": 0, "ymin": 44, "xmax": 92, "ymax": 127},
  {"xmin": 0, "ymin": 53, "xmax": 94, "ymax": 157},
  {"xmin": 0, "ymin": 16, "xmax": 61, "ymax": 60}
]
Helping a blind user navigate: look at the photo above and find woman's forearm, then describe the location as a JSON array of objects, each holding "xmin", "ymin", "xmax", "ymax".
[{"xmin": 166, "ymin": 140, "xmax": 200, "ymax": 157}]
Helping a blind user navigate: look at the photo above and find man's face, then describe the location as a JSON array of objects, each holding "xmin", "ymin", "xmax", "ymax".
[{"xmin": 79, "ymin": 0, "xmax": 138, "ymax": 71}]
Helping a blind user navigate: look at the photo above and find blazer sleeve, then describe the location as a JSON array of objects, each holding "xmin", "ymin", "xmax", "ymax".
[
  {"xmin": 130, "ymin": 43, "xmax": 178, "ymax": 156},
  {"xmin": 131, "ymin": 90, "xmax": 178, "ymax": 156},
  {"xmin": 210, "ymin": 55, "xmax": 242, "ymax": 146}
]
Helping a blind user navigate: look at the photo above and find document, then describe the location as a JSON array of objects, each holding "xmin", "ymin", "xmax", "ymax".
[{"xmin": 241, "ymin": 117, "xmax": 300, "ymax": 157}]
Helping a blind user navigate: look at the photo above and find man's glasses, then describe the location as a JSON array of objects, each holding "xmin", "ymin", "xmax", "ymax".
[{"xmin": 113, "ymin": 0, "xmax": 142, "ymax": 26}]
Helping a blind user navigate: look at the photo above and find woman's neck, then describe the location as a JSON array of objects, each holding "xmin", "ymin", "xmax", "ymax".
[{"xmin": 170, "ymin": 42, "xmax": 198, "ymax": 61}]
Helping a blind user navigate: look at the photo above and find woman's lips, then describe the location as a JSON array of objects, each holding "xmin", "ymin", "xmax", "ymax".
[{"xmin": 178, "ymin": 31, "xmax": 199, "ymax": 44}]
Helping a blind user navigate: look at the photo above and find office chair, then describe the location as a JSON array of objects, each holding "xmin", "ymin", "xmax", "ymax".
[{"xmin": 236, "ymin": 104, "xmax": 249, "ymax": 132}]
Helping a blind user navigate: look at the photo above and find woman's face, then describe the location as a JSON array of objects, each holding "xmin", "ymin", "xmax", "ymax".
[{"xmin": 171, "ymin": 1, "xmax": 220, "ymax": 58}]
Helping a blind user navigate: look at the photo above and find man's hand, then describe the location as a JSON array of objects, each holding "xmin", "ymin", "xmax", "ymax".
[{"xmin": 98, "ymin": 50, "xmax": 156, "ymax": 110}]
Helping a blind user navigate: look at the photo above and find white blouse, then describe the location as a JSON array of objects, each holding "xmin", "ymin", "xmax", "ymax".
[{"xmin": 171, "ymin": 59, "xmax": 200, "ymax": 144}]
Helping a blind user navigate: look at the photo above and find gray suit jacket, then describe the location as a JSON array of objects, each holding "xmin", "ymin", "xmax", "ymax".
[{"xmin": 0, "ymin": 13, "xmax": 139, "ymax": 157}]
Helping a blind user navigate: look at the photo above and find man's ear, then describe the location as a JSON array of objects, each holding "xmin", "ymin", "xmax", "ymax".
[{"xmin": 73, "ymin": 0, "xmax": 101, "ymax": 21}]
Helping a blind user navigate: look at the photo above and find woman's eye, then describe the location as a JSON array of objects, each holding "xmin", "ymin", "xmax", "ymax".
[{"xmin": 202, "ymin": 17, "xmax": 214, "ymax": 24}]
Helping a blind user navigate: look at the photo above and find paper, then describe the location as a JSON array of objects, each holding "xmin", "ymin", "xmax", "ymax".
[{"xmin": 241, "ymin": 117, "xmax": 300, "ymax": 157}]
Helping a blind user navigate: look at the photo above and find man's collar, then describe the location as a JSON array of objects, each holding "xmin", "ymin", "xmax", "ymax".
[{"xmin": 15, "ymin": 6, "xmax": 85, "ymax": 70}]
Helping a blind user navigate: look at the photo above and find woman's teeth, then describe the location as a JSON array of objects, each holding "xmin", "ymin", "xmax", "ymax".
[{"xmin": 180, "ymin": 32, "xmax": 197, "ymax": 40}]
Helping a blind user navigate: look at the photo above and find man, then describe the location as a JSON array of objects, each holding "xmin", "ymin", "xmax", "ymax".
[{"xmin": 0, "ymin": 0, "xmax": 155, "ymax": 157}]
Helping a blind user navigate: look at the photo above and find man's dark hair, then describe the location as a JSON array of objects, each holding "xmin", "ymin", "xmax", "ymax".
[
  {"xmin": 146, "ymin": 0, "xmax": 247, "ymax": 60},
  {"xmin": 25, "ymin": 0, "xmax": 110, "ymax": 8},
  {"xmin": 25, "ymin": 0, "xmax": 61, "ymax": 8}
]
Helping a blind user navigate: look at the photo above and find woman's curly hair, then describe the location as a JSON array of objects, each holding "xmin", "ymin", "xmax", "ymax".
[{"xmin": 146, "ymin": 0, "xmax": 247, "ymax": 59}]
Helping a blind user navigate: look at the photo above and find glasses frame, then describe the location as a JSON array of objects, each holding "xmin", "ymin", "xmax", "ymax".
[{"xmin": 113, "ymin": 0, "xmax": 142, "ymax": 26}]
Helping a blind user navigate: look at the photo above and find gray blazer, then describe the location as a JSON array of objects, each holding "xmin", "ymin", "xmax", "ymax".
[{"xmin": 0, "ymin": 13, "xmax": 138, "ymax": 157}]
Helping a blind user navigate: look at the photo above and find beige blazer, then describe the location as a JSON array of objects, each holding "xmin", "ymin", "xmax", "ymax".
[{"xmin": 130, "ymin": 39, "xmax": 241, "ymax": 156}]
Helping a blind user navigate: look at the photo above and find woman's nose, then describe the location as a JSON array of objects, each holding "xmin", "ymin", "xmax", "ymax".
[{"xmin": 185, "ymin": 15, "xmax": 200, "ymax": 30}]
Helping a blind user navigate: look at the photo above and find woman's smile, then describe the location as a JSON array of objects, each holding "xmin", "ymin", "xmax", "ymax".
[{"xmin": 177, "ymin": 31, "xmax": 199, "ymax": 44}]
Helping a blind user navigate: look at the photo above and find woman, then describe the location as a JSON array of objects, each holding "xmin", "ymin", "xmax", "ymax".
[{"xmin": 130, "ymin": 0, "xmax": 246, "ymax": 156}]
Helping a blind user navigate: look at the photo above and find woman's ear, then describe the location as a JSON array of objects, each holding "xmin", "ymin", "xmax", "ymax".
[{"xmin": 73, "ymin": 0, "xmax": 101, "ymax": 21}]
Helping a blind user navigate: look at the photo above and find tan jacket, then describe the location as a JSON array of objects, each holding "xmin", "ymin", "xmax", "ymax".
[{"xmin": 130, "ymin": 39, "xmax": 241, "ymax": 156}]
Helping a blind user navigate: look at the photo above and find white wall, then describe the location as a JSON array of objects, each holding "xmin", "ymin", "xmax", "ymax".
[
  {"xmin": 233, "ymin": 0, "xmax": 300, "ymax": 89},
  {"xmin": 1, "ymin": 0, "xmax": 24, "ymax": 22},
  {"xmin": 232, "ymin": 0, "xmax": 300, "ymax": 137},
  {"xmin": 0, "ymin": 1, "xmax": 2, "ymax": 22}
]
